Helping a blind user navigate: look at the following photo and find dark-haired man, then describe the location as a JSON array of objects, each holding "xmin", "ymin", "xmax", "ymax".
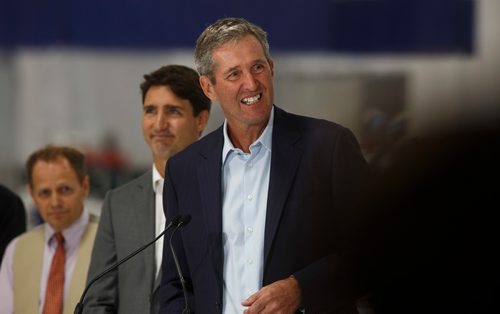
[{"xmin": 84, "ymin": 65, "xmax": 210, "ymax": 314}]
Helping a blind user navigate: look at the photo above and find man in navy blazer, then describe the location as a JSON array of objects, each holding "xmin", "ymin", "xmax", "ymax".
[{"xmin": 160, "ymin": 18, "xmax": 370, "ymax": 314}]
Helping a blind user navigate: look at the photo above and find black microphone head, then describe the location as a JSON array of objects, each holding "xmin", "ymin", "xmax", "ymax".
[
  {"xmin": 171, "ymin": 214, "xmax": 183, "ymax": 226},
  {"xmin": 178, "ymin": 214, "xmax": 192, "ymax": 227}
]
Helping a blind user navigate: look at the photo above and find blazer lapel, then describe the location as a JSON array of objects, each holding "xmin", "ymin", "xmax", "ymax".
[
  {"xmin": 264, "ymin": 107, "xmax": 302, "ymax": 264},
  {"xmin": 196, "ymin": 127, "xmax": 224, "ymax": 293},
  {"xmin": 132, "ymin": 171, "xmax": 157, "ymax": 291}
]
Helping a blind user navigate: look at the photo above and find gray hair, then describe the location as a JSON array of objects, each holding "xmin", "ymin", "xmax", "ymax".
[{"xmin": 194, "ymin": 17, "xmax": 271, "ymax": 83}]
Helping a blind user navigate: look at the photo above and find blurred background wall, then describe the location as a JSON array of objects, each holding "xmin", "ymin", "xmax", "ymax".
[{"xmin": 1, "ymin": 0, "xmax": 499, "ymax": 218}]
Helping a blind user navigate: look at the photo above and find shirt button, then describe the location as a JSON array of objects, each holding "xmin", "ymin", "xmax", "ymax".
[
  {"xmin": 247, "ymin": 194, "xmax": 253, "ymax": 201},
  {"xmin": 247, "ymin": 227, "xmax": 253, "ymax": 233},
  {"xmin": 247, "ymin": 258, "xmax": 253, "ymax": 264},
  {"xmin": 247, "ymin": 162, "xmax": 253, "ymax": 168}
]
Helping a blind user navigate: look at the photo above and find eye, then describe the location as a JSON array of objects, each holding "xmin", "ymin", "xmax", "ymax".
[
  {"xmin": 166, "ymin": 106, "xmax": 182, "ymax": 116},
  {"xmin": 252, "ymin": 63, "xmax": 265, "ymax": 73},
  {"xmin": 143, "ymin": 105, "xmax": 156, "ymax": 115},
  {"xmin": 38, "ymin": 189, "xmax": 51, "ymax": 198},
  {"xmin": 226, "ymin": 71, "xmax": 240, "ymax": 81},
  {"xmin": 58, "ymin": 185, "xmax": 74, "ymax": 195}
]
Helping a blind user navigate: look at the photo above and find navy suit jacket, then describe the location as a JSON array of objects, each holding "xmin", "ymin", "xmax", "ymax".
[{"xmin": 160, "ymin": 107, "xmax": 370, "ymax": 313}]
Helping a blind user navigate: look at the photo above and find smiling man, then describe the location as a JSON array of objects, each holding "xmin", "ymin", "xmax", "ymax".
[
  {"xmin": 160, "ymin": 18, "xmax": 371, "ymax": 314},
  {"xmin": 0, "ymin": 145, "xmax": 98, "ymax": 314},
  {"xmin": 83, "ymin": 65, "xmax": 210, "ymax": 314}
]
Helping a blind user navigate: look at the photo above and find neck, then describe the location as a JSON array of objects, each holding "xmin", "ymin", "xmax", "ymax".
[
  {"xmin": 153, "ymin": 160, "xmax": 166, "ymax": 178},
  {"xmin": 227, "ymin": 123, "xmax": 266, "ymax": 153}
]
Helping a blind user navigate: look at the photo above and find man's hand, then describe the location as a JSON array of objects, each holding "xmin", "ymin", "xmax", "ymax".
[{"xmin": 242, "ymin": 276, "xmax": 301, "ymax": 314}]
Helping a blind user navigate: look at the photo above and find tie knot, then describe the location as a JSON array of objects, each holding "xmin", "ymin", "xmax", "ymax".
[{"xmin": 54, "ymin": 232, "xmax": 65, "ymax": 246}]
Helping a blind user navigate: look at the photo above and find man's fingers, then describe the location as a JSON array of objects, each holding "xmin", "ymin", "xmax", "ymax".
[
  {"xmin": 241, "ymin": 291, "xmax": 259, "ymax": 307},
  {"xmin": 243, "ymin": 278, "xmax": 301, "ymax": 314}
]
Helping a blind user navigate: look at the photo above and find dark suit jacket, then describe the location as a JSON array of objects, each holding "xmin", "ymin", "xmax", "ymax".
[
  {"xmin": 0, "ymin": 184, "xmax": 26, "ymax": 262},
  {"xmin": 84, "ymin": 171, "xmax": 162, "ymax": 314},
  {"xmin": 160, "ymin": 107, "xmax": 370, "ymax": 314}
]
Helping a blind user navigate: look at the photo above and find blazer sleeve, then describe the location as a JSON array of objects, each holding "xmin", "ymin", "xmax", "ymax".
[
  {"xmin": 0, "ymin": 185, "xmax": 26, "ymax": 261},
  {"xmin": 82, "ymin": 191, "xmax": 119, "ymax": 313},
  {"xmin": 293, "ymin": 127, "xmax": 371, "ymax": 313}
]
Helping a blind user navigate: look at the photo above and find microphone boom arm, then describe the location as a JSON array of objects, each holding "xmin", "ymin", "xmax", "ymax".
[
  {"xmin": 74, "ymin": 215, "xmax": 181, "ymax": 314},
  {"xmin": 169, "ymin": 214, "xmax": 192, "ymax": 314}
]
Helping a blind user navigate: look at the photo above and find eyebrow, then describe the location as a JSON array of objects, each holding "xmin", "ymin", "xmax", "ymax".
[
  {"xmin": 143, "ymin": 104, "xmax": 184, "ymax": 110},
  {"xmin": 223, "ymin": 65, "xmax": 240, "ymax": 76},
  {"xmin": 223, "ymin": 58, "xmax": 268, "ymax": 75},
  {"xmin": 163, "ymin": 104, "xmax": 185, "ymax": 111}
]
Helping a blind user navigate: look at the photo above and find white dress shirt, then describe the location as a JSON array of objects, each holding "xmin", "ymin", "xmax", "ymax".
[{"xmin": 152, "ymin": 165, "xmax": 166, "ymax": 278}]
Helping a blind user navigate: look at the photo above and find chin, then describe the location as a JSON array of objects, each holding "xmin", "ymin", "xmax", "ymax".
[{"xmin": 155, "ymin": 146, "xmax": 173, "ymax": 156}]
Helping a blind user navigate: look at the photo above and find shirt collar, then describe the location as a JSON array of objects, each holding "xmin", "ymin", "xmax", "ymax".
[
  {"xmin": 222, "ymin": 106, "xmax": 274, "ymax": 164},
  {"xmin": 152, "ymin": 164, "xmax": 164, "ymax": 195},
  {"xmin": 44, "ymin": 209, "xmax": 89, "ymax": 248}
]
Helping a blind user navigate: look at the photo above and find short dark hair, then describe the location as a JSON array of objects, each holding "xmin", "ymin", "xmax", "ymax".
[
  {"xmin": 140, "ymin": 65, "xmax": 211, "ymax": 116},
  {"xmin": 26, "ymin": 145, "xmax": 87, "ymax": 186}
]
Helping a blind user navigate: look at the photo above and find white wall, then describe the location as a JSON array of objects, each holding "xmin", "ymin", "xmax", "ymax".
[{"xmin": 1, "ymin": 0, "xmax": 499, "ymax": 190}]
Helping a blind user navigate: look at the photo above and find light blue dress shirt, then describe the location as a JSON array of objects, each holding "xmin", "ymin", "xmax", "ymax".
[{"xmin": 221, "ymin": 107, "xmax": 274, "ymax": 313}]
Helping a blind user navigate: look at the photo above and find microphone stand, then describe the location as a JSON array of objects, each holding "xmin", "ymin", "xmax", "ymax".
[
  {"xmin": 74, "ymin": 215, "xmax": 182, "ymax": 314},
  {"xmin": 169, "ymin": 215, "xmax": 192, "ymax": 314}
]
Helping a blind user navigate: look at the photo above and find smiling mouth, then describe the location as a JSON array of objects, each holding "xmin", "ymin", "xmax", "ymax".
[{"xmin": 241, "ymin": 94, "xmax": 262, "ymax": 105}]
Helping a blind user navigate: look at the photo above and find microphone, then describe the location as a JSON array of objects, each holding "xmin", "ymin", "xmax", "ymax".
[
  {"xmin": 74, "ymin": 214, "xmax": 183, "ymax": 314},
  {"xmin": 169, "ymin": 214, "xmax": 192, "ymax": 314}
]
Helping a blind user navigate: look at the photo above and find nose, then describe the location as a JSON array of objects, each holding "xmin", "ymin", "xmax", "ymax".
[
  {"xmin": 154, "ymin": 112, "xmax": 169, "ymax": 130},
  {"xmin": 242, "ymin": 71, "xmax": 258, "ymax": 91},
  {"xmin": 50, "ymin": 191, "xmax": 61, "ymax": 207}
]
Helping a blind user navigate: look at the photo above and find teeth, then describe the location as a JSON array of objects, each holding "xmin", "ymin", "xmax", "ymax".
[{"xmin": 242, "ymin": 94, "xmax": 261, "ymax": 105}]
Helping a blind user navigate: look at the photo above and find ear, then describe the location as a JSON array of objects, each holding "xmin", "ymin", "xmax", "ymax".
[
  {"xmin": 81, "ymin": 175, "xmax": 90, "ymax": 197},
  {"xmin": 28, "ymin": 183, "xmax": 35, "ymax": 200},
  {"xmin": 196, "ymin": 110, "xmax": 210, "ymax": 135},
  {"xmin": 268, "ymin": 58, "xmax": 275, "ymax": 77},
  {"xmin": 199, "ymin": 76, "xmax": 218, "ymax": 101}
]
